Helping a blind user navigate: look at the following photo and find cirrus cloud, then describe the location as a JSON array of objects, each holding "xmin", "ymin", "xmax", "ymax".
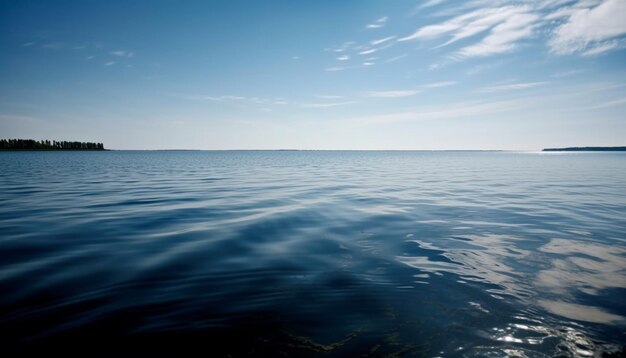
[
  {"xmin": 548, "ymin": 0, "xmax": 626, "ymax": 55},
  {"xmin": 367, "ymin": 90, "xmax": 421, "ymax": 98},
  {"xmin": 397, "ymin": 0, "xmax": 626, "ymax": 59},
  {"xmin": 366, "ymin": 16, "xmax": 388, "ymax": 29}
]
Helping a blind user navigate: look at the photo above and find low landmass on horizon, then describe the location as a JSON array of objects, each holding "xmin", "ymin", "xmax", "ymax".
[
  {"xmin": 0, "ymin": 139, "xmax": 105, "ymax": 151},
  {"xmin": 542, "ymin": 146, "xmax": 626, "ymax": 152},
  {"xmin": 4, "ymin": 139, "xmax": 626, "ymax": 152}
]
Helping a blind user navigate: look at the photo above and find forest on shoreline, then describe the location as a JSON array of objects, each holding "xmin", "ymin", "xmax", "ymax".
[
  {"xmin": 0, "ymin": 139, "xmax": 105, "ymax": 150},
  {"xmin": 543, "ymin": 146, "xmax": 626, "ymax": 152}
]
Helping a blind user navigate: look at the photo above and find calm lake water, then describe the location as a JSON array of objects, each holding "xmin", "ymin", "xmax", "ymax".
[{"xmin": 1, "ymin": 151, "xmax": 625, "ymax": 357}]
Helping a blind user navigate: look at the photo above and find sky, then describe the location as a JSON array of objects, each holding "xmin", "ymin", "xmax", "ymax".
[{"xmin": 0, "ymin": 0, "xmax": 625, "ymax": 150}]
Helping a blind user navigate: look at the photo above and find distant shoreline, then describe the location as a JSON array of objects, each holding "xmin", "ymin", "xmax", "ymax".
[
  {"xmin": 542, "ymin": 146, "xmax": 626, "ymax": 152},
  {"xmin": 0, "ymin": 139, "xmax": 105, "ymax": 151},
  {"xmin": 2, "ymin": 145, "xmax": 625, "ymax": 152},
  {"xmin": 0, "ymin": 149, "xmax": 109, "ymax": 151}
]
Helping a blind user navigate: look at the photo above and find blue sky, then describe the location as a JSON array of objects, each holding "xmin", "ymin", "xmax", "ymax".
[{"xmin": 1, "ymin": 0, "xmax": 625, "ymax": 150}]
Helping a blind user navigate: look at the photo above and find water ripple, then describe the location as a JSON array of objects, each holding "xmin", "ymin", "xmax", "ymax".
[{"xmin": 1, "ymin": 151, "xmax": 625, "ymax": 356}]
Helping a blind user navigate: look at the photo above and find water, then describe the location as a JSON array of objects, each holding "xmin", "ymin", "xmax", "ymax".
[{"xmin": 1, "ymin": 151, "xmax": 625, "ymax": 357}]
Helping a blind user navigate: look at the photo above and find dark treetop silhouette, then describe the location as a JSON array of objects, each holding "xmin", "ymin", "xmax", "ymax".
[
  {"xmin": 0, "ymin": 139, "xmax": 105, "ymax": 150},
  {"xmin": 543, "ymin": 146, "xmax": 626, "ymax": 152}
]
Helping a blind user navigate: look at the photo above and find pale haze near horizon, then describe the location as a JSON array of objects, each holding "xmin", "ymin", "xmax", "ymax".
[{"xmin": 1, "ymin": 0, "xmax": 625, "ymax": 150}]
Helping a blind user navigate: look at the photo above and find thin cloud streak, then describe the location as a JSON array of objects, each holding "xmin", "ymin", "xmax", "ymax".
[
  {"xmin": 370, "ymin": 36, "xmax": 396, "ymax": 46},
  {"xmin": 477, "ymin": 81, "xmax": 550, "ymax": 93},
  {"xmin": 302, "ymin": 101, "xmax": 356, "ymax": 108},
  {"xmin": 366, "ymin": 90, "xmax": 421, "ymax": 98},
  {"xmin": 359, "ymin": 48, "xmax": 378, "ymax": 55},
  {"xmin": 578, "ymin": 97, "xmax": 626, "ymax": 110},
  {"xmin": 422, "ymin": 81, "xmax": 458, "ymax": 88},
  {"xmin": 344, "ymin": 99, "xmax": 521, "ymax": 125},
  {"xmin": 420, "ymin": 0, "xmax": 446, "ymax": 9},
  {"xmin": 111, "ymin": 50, "xmax": 134, "ymax": 57},
  {"xmin": 550, "ymin": 69, "xmax": 583, "ymax": 78},
  {"xmin": 384, "ymin": 54, "xmax": 408, "ymax": 63},
  {"xmin": 181, "ymin": 95, "xmax": 285, "ymax": 105},
  {"xmin": 366, "ymin": 16, "xmax": 388, "ymax": 29}
]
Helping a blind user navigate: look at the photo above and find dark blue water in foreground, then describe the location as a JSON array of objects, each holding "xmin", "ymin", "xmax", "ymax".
[{"xmin": 1, "ymin": 151, "xmax": 625, "ymax": 357}]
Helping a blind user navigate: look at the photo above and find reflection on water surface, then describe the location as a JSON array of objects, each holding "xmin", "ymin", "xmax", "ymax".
[{"xmin": 0, "ymin": 151, "xmax": 625, "ymax": 356}]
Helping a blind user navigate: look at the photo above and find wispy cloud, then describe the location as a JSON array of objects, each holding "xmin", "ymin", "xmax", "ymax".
[
  {"xmin": 346, "ymin": 99, "xmax": 521, "ymax": 124},
  {"xmin": 422, "ymin": 81, "xmax": 458, "ymax": 88},
  {"xmin": 456, "ymin": 12, "xmax": 539, "ymax": 58},
  {"xmin": 399, "ymin": 0, "xmax": 626, "ymax": 60},
  {"xmin": 366, "ymin": 16, "xmax": 388, "ymax": 29},
  {"xmin": 466, "ymin": 61, "xmax": 503, "ymax": 75},
  {"xmin": 549, "ymin": 0, "xmax": 626, "ymax": 56},
  {"xmin": 182, "ymin": 95, "xmax": 283, "ymax": 105},
  {"xmin": 550, "ymin": 69, "xmax": 583, "ymax": 78},
  {"xmin": 303, "ymin": 101, "xmax": 356, "ymax": 108},
  {"xmin": 325, "ymin": 41, "xmax": 357, "ymax": 53},
  {"xmin": 477, "ymin": 81, "xmax": 550, "ymax": 93},
  {"xmin": 367, "ymin": 90, "xmax": 421, "ymax": 98},
  {"xmin": 104, "ymin": 61, "xmax": 116, "ymax": 66},
  {"xmin": 368, "ymin": 16, "xmax": 388, "ymax": 29},
  {"xmin": 428, "ymin": 62, "xmax": 445, "ymax": 71},
  {"xmin": 578, "ymin": 96, "xmax": 626, "ymax": 110},
  {"xmin": 187, "ymin": 95, "xmax": 240, "ymax": 101},
  {"xmin": 420, "ymin": 0, "xmax": 446, "ymax": 9},
  {"xmin": 292, "ymin": 55, "xmax": 300, "ymax": 60},
  {"xmin": 581, "ymin": 40, "xmax": 624, "ymax": 56},
  {"xmin": 359, "ymin": 48, "xmax": 378, "ymax": 55},
  {"xmin": 399, "ymin": 5, "xmax": 539, "ymax": 58},
  {"xmin": 364, "ymin": 82, "xmax": 457, "ymax": 99},
  {"xmin": 447, "ymin": 7, "xmax": 532, "ymax": 47},
  {"xmin": 111, "ymin": 50, "xmax": 134, "ymax": 58},
  {"xmin": 398, "ymin": 6, "xmax": 526, "ymax": 42},
  {"xmin": 384, "ymin": 54, "xmax": 408, "ymax": 63},
  {"xmin": 326, "ymin": 36, "xmax": 396, "ymax": 65},
  {"xmin": 318, "ymin": 95, "xmax": 344, "ymax": 99},
  {"xmin": 370, "ymin": 36, "xmax": 396, "ymax": 46}
]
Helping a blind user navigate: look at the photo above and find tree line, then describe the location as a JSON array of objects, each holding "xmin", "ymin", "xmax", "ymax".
[{"xmin": 0, "ymin": 139, "xmax": 105, "ymax": 150}]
